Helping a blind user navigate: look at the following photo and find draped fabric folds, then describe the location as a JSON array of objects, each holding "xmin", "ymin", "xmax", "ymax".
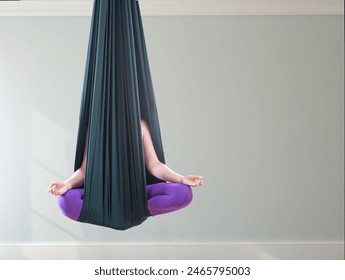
[{"xmin": 74, "ymin": 0, "xmax": 165, "ymax": 230}]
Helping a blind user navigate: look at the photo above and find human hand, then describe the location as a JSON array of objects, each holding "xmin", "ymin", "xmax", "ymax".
[
  {"xmin": 181, "ymin": 175, "xmax": 203, "ymax": 187},
  {"xmin": 48, "ymin": 181, "xmax": 70, "ymax": 196}
]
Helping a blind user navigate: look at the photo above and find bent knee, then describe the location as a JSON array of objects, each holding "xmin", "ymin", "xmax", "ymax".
[
  {"xmin": 57, "ymin": 189, "xmax": 83, "ymax": 221},
  {"xmin": 182, "ymin": 185, "xmax": 193, "ymax": 206},
  {"xmin": 172, "ymin": 183, "xmax": 193, "ymax": 207}
]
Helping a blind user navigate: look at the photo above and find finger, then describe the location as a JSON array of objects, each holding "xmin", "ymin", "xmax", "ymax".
[
  {"xmin": 194, "ymin": 178, "xmax": 201, "ymax": 184},
  {"xmin": 50, "ymin": 184, "xmax": 58, "ymax": 193},
  {"xmin": 48, "ymin": 182, "xmax": 57, "ymax": 190},
  {"xmin": 190, "ymin": 181, "xmax": 199, "ymax": 186}
]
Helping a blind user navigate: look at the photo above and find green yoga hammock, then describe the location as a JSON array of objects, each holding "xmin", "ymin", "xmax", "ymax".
[{"xmin": 74, "ymin": 0, "xmax": 165, "ymax": 230}]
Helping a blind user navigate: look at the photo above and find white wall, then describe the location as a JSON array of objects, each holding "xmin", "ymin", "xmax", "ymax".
[{"xmin": 0, "ymin": 15, "xmax": 343, "ymax": 248}]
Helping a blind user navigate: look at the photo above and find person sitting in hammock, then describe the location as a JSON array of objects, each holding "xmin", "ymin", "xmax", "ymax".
[{"xmin": 48, "ymin": 120, "xmax": 203, "ymax": 220}]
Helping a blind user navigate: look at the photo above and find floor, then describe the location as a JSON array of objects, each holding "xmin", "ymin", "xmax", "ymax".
[{"xmin": 0, "ymin": 243, "xmax": 343, "ymax": 260}]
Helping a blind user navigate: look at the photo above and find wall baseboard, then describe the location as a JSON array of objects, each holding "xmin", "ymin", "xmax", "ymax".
[
  {"xmin": 0, "ymin": 243, "xmax": 343, "ymax": 260},
  {"xmin": 0, "ymin": 0, "xmax": 343, "ymax": 17}
]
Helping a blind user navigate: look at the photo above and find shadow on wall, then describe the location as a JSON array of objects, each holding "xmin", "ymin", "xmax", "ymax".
[{"xmin": 30, "ymin": 110, "xmax": 86, "ymax": 242}]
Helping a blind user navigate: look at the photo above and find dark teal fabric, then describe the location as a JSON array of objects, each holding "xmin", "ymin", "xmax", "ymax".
[{"xmin": 74, "ymin": 0, "xmax": 165, "ymax": 230}]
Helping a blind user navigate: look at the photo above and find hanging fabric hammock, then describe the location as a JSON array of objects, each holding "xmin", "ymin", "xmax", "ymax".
[{"xmin": 74, "ymin": 0, "xmax": 165, "ymax": 230}]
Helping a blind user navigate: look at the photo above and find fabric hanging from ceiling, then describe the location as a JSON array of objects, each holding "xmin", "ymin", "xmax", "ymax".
[{"xmin": 74, "ymin": 0, "xmax": 165, "ymax": 230}]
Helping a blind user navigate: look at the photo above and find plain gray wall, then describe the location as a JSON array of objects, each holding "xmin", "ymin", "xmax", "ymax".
[{"xmin": 0, "ymin": 15, "xmax": 343, "ymax": 244}]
